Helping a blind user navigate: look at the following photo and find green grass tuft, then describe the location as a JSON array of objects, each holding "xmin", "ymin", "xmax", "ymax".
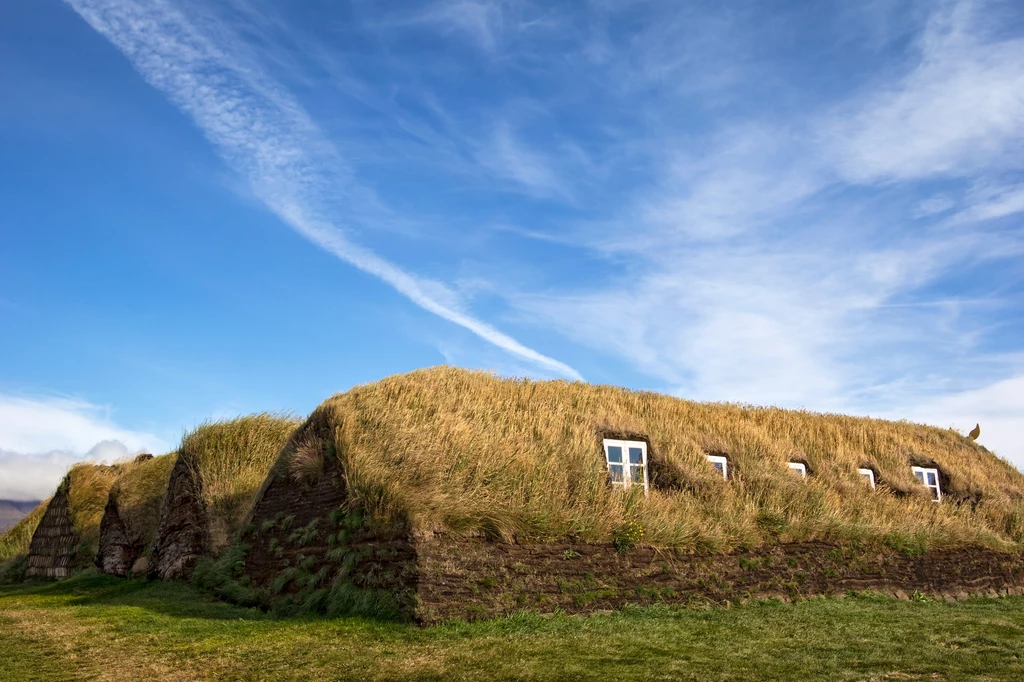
[{"xmin": 6, "ymin": 575, "xmax": 1024, "ymax": 680}]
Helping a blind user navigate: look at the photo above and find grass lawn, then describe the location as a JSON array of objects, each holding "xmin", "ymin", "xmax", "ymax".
[{"xmin": 2, "ymin": 572, "xmax": 1023, "ymax": 681}]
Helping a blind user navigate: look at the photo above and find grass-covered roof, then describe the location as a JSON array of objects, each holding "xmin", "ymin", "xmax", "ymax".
[
  {"xmin": 0, "ymin": 500, "xmax": 48, "ymax": 561},
  {"xmin": 270, "ymin": 366, "xmax": 1024, "ymax": 553},
  {"xmin": 107, "ymin": 453, "xmax": 177, "ymax": 554},
  {"xmin": 178, "ymin": 414, "xmax": 301, "ymax": 549},
  {"xmin": 62, "ymin": 463, "xmax": 121, "ymax": 556}
]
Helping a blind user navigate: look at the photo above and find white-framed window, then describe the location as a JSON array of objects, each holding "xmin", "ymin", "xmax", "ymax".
[
  {"xmin": 911, "ymin": 466, "xmax": 942, "ymax": 502},
  {"xmin": 788, "ymin": 462, "xmax": 807, "ymax": 478},
  {"xmin": 858, "ymin": 468, "xmax": 876, "ymax": 489},
  {"xmin": 707, "ymin": 454, "xmax": 728, "ymax": 480},
  {"xmin": 602, "ymin": 439, "xmax": 649, "ymax": 492}
]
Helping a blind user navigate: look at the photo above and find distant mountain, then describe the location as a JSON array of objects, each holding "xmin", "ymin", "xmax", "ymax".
[{"xmin": 0, "ymin": 500, "xmax": 42, "ymax": 532}]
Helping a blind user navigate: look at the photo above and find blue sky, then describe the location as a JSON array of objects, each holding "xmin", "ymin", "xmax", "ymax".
[{"xmin": 1, "ymin": 0, "xmax": 1023, "ymax": 500}]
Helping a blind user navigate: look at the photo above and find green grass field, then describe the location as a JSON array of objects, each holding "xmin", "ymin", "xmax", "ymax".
[{"xmin": 3, "ymin": 572, "xmax": 1024, "ymax": 681}]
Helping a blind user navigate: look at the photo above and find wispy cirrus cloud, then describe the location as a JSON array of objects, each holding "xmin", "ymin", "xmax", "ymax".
[
  {"xmin": 64, "ymin": 0, "xmax": 580, "ymax": 381},
  {"xmin": 484, "ymin": 0, "xmax": 1024, "ymax": 462},
  {"xmin": 824, "ymin": 0, "xmax": 1024, "ymax": 184},
  {"xmin": 475, "ymin": 122, "xmax": 572, "ymax": 201},
  {"xmin": 55, "ymin": 0, "xmax": 1024, "ymax": 469}
]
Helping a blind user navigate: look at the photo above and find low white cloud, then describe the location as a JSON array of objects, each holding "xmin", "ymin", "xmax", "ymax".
[
  {"xmin": 0, "ymin": 395, "xmax": 167, "ymax": 501},
  {"xmin": 0, "ymin": 396, "xmax": 160, "ymax": 454},
  {"xmin": 0, "ymin": 450, "xmax": 88, "ymax": 501}
]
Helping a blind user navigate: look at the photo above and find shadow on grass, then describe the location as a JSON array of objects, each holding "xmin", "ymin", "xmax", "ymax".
[
  {"xmin": 0, "ymin": 570, "xmax": 422, "ymax": 640},
  {"xmin": 0, "ymin": 569, "xmax": 270, "ymax": 622}
]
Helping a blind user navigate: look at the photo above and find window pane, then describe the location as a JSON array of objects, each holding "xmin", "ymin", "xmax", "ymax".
[
  {"xmin": 628, "ymin": 447, "xmax": 644, "ymax": 464},
  {"xmin": 630, "ymin": 465, "xmax": 645, "ymax": 483},
  {"xmin": 712, "ymin": 461, "xmax": 724, "ymax": 474},
  {"xmin": 609, "ymin": 464, "xmax": 624, "ymax": 482},
  {"xmin": 914, "ymin": 470, "xmax": 925, "ymax": 483},
  {"xmin": 930, "ymin": 486, "xmax": 940, "ymax": 500},
  {"xmin": 927, "ymin": 472, "xmax": 937, "ymax": 486},
  {"xmin": 607, "ymin": 446, "xmax": 622, "ymax": 463}
]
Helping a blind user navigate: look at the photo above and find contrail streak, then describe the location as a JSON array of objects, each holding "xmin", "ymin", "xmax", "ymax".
[{"xmin": 64, "ymin": 0, "xmax": 582, "ymax": 380}]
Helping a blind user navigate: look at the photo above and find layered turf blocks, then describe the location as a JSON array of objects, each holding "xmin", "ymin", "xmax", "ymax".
[{"xmin": 233, "ymin": 367, "xmax": 1024, "ymax": 622}]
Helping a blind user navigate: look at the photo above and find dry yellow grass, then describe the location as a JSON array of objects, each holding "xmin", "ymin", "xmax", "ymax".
[
  {"xmin": 108, "ymin": 454, "xmax": 178, "ymax": 552},
  {"xmin": 64, "ymin": 463, "xmax": 121, "ymax": 558},
  {"xmin": 271, "ymin": 366, "xmax": 1024, "ymax": 552},
  {"xmin": 0, "ymin": 500, "xmax": 49, "ymax": 560},
  {"xmin": 3, "ymin": 464, "xmax": 120, "ymax": 571},
  {"xmin": 179, "ymin": 414, "xmax": 301, "ymax": 549}
]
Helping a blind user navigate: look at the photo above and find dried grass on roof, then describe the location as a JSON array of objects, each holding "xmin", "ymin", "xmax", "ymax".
[
  {"xmin": 271, "ymin": 366, "xmax": 1024, "ymax": 553},
  {"xmin": 64, "ymin": 463, "xmax": 120, "ymax": 558},
  {"xmin": 0, "ymin": 500, "xmax": 49, "ymax": 560},
  {"xmin": 107, "ymin": 453, "xmax": 177, "ymax": 553},
  {"xmin": 179, "ymin": 413, "xmax": 301, "ymax": 549}
]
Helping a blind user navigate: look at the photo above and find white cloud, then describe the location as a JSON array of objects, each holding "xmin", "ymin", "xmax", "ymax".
[
  {"xmin": 957, "ymin": 182, "xmax": 1024, "ymax": 222},
  {"xmin": 895, "ymin": 375, "xmax": 1024, "ymax": 468},
  {"xmin": 632, "ymin": 126, "xmax": 823, "ymax": 244},
  {"xmin": 0, "ymin": 396, "xmax": 161, "ymax": 454},
  {"xmin": 514, "ymin": 249, "xmax": 856, "ymax": 408},
  {"xmin": 64, "ymin": 0, "xmax": 580, "ymax": 381},
  {"xmin": 409, "ymin": 0, "xmax": 561, "ymax": 55},
  {"xmin": 914, "ymin": 194, "xmax": 957, "ymax": 218},
  {"xmin": 0, "ymin": 395, "xmax": 167, "ymax": 500},
  {"xmin": 505, "ymin": 0, "xmax": 1024, "ymax": 431},
  {"xmin": 0, "ymin": 450, "xmax": 90, "ymax": 501},
  {"xmin": 51, "ymin": 0, "xmax": 1023, "ymax": 478},
  {"xmin": 826, "ymin": 1, "xmax": 1024, "ymax": 183},
  {"xmin": 476, "ymin": 122, "xmax": 570, "ymax": 200},
  {"xmin": 423, "ymin": 0, "xmax": 504, "ymax": 52}
]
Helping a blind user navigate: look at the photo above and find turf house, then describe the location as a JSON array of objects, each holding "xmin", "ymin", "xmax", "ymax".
[
  {"xmin": 226, "ymin": 367, "xmax": 1024, "ymax": 623},
  {"xmin": 95, "ymin": 452, "xmax": 176, "ymax": 576},
  {"xmin": 23, "ymin": 463, "xmax": 118, "ymax": 580},
  {"xmin": 5, "ymin": 366, "xmax": 1024, "ymax": 622},
  {"xmin": 98, "ymin": 414, "xmax": 300, "ymax": 580},
  {"xmin": 0, "ymin": 416, "xmax": 298, "ymax": 584},
  {"xmin": 0, "ymin": 499, "xmax": 48, "ymax": 566}
]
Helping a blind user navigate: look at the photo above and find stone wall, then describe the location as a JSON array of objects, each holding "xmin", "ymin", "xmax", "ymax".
[
  {"xmin": 241, "ymin": 455, "xmax": 419, "ymax": 616},
  {"xmin": 243, "ymin": 457, "xmax": 350, "ymax": 587},
  {"xmin": 150, "ymin": 455, "xmax": 211, "ymax": 580},
  {"xmin": 95, "ymin": 496, "xmax": 139, "ymax": 576},
  {"xmin": 411, "ymin": 537, "xmax": 1024, "ymax": 623},
  {"xmin": 25, "ymin": 488, "xmax": 77, "ymax": 580}
]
